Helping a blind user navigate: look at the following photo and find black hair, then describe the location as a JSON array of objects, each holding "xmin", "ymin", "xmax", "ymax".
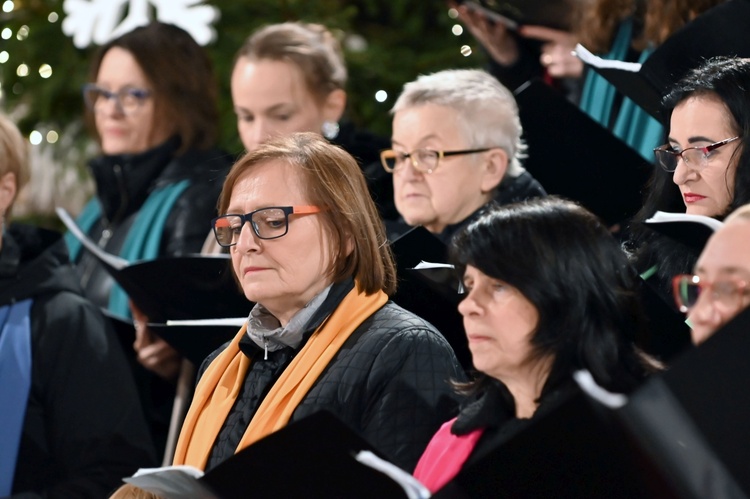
[
  {"xmin": 630, "ymin": 56, "xmax": 750, "ymax": 291},
  {"xmin": 451, "ymin": 197, "xmax": 653, "ymax": 400}
]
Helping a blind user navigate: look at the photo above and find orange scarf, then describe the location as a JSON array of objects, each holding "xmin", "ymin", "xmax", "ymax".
[{"xmin": 172, "ymin": 285, "xmax": 388, "ymax": 469}]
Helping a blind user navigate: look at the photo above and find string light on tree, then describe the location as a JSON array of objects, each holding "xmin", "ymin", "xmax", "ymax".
[
  {"xmin": 2, "ymin": 0, "xmax": 14, "ymax": 13},
  {"xmin": 375, "ymin": 90, "xmax": 387, "ymax": 103},
  {"xmin": 29, "ymin": 131, "xmax": 42, "ymax": 145},
  {"xmin": 39, "ymin": 64, "xmax": 53, "ymax": 78},
  {"xmin": 16, "ymin": 25, "xmax": 29, "ymax": 40}
]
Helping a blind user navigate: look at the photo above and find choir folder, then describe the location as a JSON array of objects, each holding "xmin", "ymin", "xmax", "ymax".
[{"xmin": 576, "ymin": 0, "xmax": 750, "ymax": 124}]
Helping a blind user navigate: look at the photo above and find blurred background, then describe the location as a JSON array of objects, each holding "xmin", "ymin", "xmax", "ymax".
[{"xmin": 0, "ymin": 0, "xmax": 480, "ymax": 227}]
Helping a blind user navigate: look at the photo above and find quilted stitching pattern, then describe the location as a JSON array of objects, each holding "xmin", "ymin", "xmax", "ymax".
[{"xmin": 204, "ymin": 301, "xmax": 465, "ymax": 472}]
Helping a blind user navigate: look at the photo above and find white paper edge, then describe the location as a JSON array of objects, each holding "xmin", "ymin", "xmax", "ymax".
[
  {"xmin": 574, "ymin": 43, "xmax": 642, "ymax": 72},
  {"xmin": 354, "ymin": 450, "xmax": 432, "ymax": 499},
  {"xmin": 166, "ymin": 318, "xmax": 247, "ymax": 327},
  {"xmin": 645, "ymin": 210, "xmax": 724, "ymax": 232},
  {"xmin": 411, "ymin": 261, "xmax": 454, "ymax": 270},
  {"xmin": 573, "ymin": 369, "xmax": 628, "ymax": 409},
  {"xmin": 55, "ymin": 206, "xmax": 129, "ymax": 270}
]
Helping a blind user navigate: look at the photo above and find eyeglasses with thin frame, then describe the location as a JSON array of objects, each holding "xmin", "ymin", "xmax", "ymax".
[
  {"xmin": 212, "ymin": 206, "xmax": 323, "ymax": 247},
  {"xmin": 672, "ymin": 273, "xmax": 750, "ymax": 313},
  {"xmin": 380, "ymin": 147, "xmax": 494, "ymax": 174},
  {"xmin": 653, "ymin": 136, "xmax": 741, "ymax": 173},
  {"xmin": 82, "ymin": 83, "xmax": 152, "ymax": 115}
]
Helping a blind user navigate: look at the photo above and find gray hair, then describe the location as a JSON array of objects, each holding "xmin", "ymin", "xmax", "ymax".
[{"xmin": 391, "ymin": 69, "xmax": 526, "ymax": 177}]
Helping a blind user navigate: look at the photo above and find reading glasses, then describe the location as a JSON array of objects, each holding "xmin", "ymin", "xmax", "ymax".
[
  {"xmin": 653, "ymin": 136, "xmax": 740, "ymax": 172},
  {"xmin": 380, "ymin": 147, "xmax": 494, "ymax": 174},
  {"xmin": 82, "ymin": 84, "xmax": 152, "ymax": 115},
  {"xmin": 672, "ymin": 273, "xmax": 750, "ymax": 313},
  {"xmin": 212, "ymin": 206, "xmax": 323, "ymax": 247}
]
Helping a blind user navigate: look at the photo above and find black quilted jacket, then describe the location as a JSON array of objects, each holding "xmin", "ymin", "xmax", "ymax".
[{"xmin": 202, "ymin": 279, "xmax": 466, "ymax": 473}]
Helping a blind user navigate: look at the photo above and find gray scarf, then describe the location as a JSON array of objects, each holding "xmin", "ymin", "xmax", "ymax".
[{"xmin": 245, "ymin": 285, "xmax": 332, "ymax": 359}]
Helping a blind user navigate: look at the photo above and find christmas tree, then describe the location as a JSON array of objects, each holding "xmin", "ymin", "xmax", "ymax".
[{"xmin": 0, "ymin": 0, "xmax": 480, "ymax": 224}]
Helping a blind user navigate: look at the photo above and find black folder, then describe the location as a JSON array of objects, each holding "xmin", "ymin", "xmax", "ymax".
[
  {"xmin": 643, "ymin": 212, "xmax": 723, "ymax": 252},
  {"xmin": 645, "ymin": 305, "xmax": 750, "ymax": 495},
  {"xmin": 434, "ymin": 308, "xmax": 750, "ymax": 498},
  {"xmin": 102, "ymin": 310, "xmax": 241, "ymax": 366},
  {"xmin": 105, "ymin": 255, "xmax": 250, "ymax": 323},
  {"xmin": 389, "ymin": 226, "xmax": 471, "ymax": 370},
  {"xmin": 433, "ymin": 385, "xmax": 685, "ymax": 499},
  {"xmin": 579, "ymin": 0, "xmax": 750, "ymax": 123},
  {"xmin": 58, "ymin": 206, "xmax": 249, "ymax": 322},
  {"xmin": 515, "ymin": 79, "xmax": 652, "ymax": 226},
  {"xmin": 456, "ymin": 0, "xmax": 574, "ymax": 31},
  {"xmin": 126, "ymin": 410, "xmax": 419, "ymax": 499},
  {"xmin": 147, "ymin": 321, "xmax": 240, "ymax": 366}
]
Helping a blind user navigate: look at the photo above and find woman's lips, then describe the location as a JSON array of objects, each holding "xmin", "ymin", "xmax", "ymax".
[
  {"xmin": 243, "ymin": 266, "xmax": 268, "ymax": 275},
  {"xmin": 684, "ymin": 193, "xmax": 707, "ymax": 203}
]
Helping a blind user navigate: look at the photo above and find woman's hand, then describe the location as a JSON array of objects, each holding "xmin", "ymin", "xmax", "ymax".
[
  {"xmin": 519, "ymin": 25, "xmax": 583, "ymax": 79},
  {"xmin": 131, "ymin": 301, "xmax": 182, "ymax": 382},
  {"xmin": 452, "ymin": 2, "xmax": 520, "ymax": 66}
]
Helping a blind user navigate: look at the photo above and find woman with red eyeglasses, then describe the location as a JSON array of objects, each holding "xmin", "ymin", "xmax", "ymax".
[
  {"xmin": 672, "ymin": 204, "xmax": 750, "ymax": 345},
  {"xmin": 627, "ymin": 56, "xmax": 750, "ymax": 360}
]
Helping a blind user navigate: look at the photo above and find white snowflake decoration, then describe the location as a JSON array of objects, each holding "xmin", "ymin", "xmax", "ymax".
[{"xmin": 61, "ymin": 0, "xmax": 220, "ymax": 48}]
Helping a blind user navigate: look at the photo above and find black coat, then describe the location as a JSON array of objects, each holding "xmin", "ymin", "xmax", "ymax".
[
  {"xmin": 74, "ymin": 138, "xmax": 232, "ymax": 309},
  {"xmin": 202, "ymin": 279, "xmax": 465, "ymax": 473},
  {"xmin": 0, "ymin": 225, "xmax": 155, "ymax": 498},
  {"xmin": 72, "ymin": 139, "xmax": 232, "ymax": 459}
]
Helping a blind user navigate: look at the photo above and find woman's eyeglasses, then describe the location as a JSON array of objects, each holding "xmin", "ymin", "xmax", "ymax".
[
  {"xmin": 380, "ymin": 148, "xmax": 494, "ymax": 174},
  {"xmin": 82, "ymin": 84, "xmax": 152, "ymax": 115},
  {"xmin": 212, "ymin": 206, "xmax": 323, "ymax": 247},
  {"xmin": 653, "ymin": 136, "xmax": 740, "ymax": 173},
  {"xmin": 672, "ymin": 273, "xmax": 750, "ymax": 313}
]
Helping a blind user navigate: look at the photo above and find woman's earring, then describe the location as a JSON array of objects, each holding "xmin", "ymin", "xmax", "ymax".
[{"xmin": 321, "ymin": 121, "xmax": 340, "ymax": 140}]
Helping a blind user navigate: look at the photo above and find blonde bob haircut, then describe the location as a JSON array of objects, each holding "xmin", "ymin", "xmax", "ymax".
[
  {"xmin": 217, "ymin": 132, "xmax": 396, "ymax": 296},
  {"xmin": 0, "ymin": 113, "xmax": 30, "ymax": 218}
]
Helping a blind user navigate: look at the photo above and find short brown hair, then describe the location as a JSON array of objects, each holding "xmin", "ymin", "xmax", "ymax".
[
  {"xmin": 86, "ymin": 22, "xmax": 219, "ymax": 154},
  {"xmin": 0, "ymin": 113, "xmax": 30, "ymax": 218},
  {"xmin": 235, "ymin": 22, "xmax": 346, "ymax": 102},
  {"xmin": 218, "ymin": 133, "xmax": 396, "ymax": 295}
]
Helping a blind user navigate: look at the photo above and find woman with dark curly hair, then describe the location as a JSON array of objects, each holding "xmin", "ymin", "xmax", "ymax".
[
  {"xmin": 629, "ymin": 56, "xmax": 750, "ymax": 341},
  {"xmin": 413, "ymin": 197, "xmax": 656, "ymax": 492}
]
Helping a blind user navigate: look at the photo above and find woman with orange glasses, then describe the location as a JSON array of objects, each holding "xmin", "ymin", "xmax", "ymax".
[{"xmin": 172, "ymin": 133, "xmax": 464, "ymax": 473}]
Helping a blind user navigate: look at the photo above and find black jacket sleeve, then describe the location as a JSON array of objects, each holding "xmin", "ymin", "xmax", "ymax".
[{"xmin": 11, "ymin": 291, "xmax": 156, "ymax": 498}]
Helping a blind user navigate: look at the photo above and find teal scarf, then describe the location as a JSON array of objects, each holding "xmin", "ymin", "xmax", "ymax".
[
  {"xmin": 579, "ymin": 19, "xmax": 664, "ymax": 160},
  {"xmin": 64, "ymin": 180, "xmax": 190, "ymax": 318}
]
